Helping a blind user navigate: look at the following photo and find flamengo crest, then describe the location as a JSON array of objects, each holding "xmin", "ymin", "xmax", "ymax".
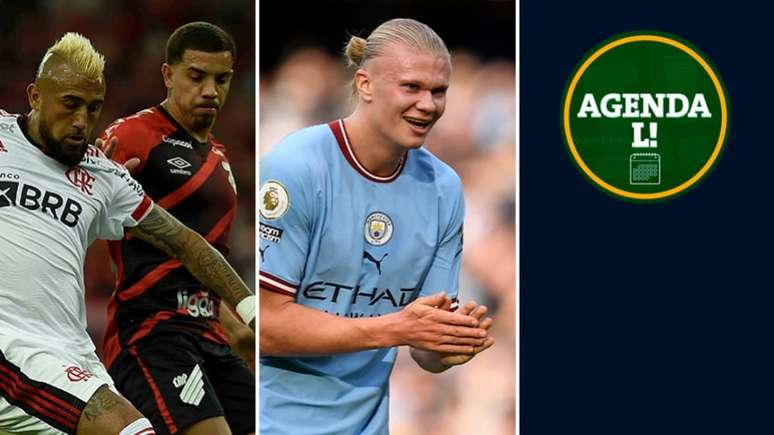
[
  {"xmin": 64, "ymin": 366, "xmax": 94, "ymax": 382},
  {"xmin": 66, "ymin": 167, "xmax": 95, "ymax": 195}
]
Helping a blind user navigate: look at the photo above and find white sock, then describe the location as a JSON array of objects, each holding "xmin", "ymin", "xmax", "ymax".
[{"xmin": 119, "ymin": 417, "xmax": 156, "ymax": 435}]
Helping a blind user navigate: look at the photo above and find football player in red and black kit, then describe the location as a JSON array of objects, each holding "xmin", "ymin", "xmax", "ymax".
[{"xmin": 97, "ymin": 22, "xmax": 254, "ymax": 435}]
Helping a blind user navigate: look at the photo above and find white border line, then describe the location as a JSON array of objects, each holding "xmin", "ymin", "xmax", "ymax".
[
  {"xmin": 515, "ymin": 0, "xmax": 521, "ymax": 433},
  {"xmin": 260, "ymin": 0, "xmax": 261, "ymax": 433}
]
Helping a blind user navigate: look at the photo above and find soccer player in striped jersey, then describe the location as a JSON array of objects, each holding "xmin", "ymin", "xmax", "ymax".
[
  {"xmin": 259, "ymin": 18, "xmax": 495, "ymax": 435},
  {"xmin": 97, "ymin": 22, "xmax": 254, "ymax": 435},
  {"xmin": 0, "ymin": 32, "xmax": 253, "ymax": 435}
]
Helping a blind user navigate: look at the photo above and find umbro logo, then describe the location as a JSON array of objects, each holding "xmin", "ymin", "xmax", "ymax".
[
  {"xmin": 173, "ymin": 364, "xmax": 205, "ymax": 406},
  {"xmin": 167, "ymin": 157, "xmax": 191, "ymax": 169},
  {"xmin": 167, "ymin": 157, "xmax": 192, "ymax": 176}
]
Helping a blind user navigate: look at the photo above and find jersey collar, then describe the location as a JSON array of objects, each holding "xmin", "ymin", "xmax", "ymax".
[
  {"xmin": 328, "ymin": 119, "xmax": 407, "ymax": 183},
  {"xmin": 156, "ymin": 104, "xmax": 210, "ymax": 150}
]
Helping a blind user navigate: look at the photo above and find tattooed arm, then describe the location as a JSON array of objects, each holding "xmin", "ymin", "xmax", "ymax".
[
  {"xmin": 126, "ymin": 204, "xmax": 255, "ymax": 330},
  {"xmin": 77, "ymin": 385, "xmax": 145, "ymax": 433}
]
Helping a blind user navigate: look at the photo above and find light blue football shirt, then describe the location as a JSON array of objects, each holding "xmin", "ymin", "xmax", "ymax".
[{"xmin": 259, "ymin": 120, "xmax": 464, "ymax": 435}]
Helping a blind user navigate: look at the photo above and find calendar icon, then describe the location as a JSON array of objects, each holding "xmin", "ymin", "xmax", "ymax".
[{"xmin": 630, "ymin": 153, "xmax": 660, "ymax": 185}]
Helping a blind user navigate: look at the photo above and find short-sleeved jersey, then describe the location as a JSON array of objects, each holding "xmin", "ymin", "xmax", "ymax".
[
  {"xmin": 259, "ymin": 120, "xmax": 464, "ymax": 435},
  {"xmin": 97, "ymin": 106, "xmax": 238, "ymax": 369},
  {"xmin": 0, "ymin": 111, "xmax": 151, "ymax": 354}
]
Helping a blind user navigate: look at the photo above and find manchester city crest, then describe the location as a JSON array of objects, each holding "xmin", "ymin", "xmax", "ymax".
[
  {"xmin": 364, "ymin": 211, "xmax": 393, "ymax": 246},
  {"xmin": 259, "ymin": 180, "xmax": 290, "ymax": 220}
]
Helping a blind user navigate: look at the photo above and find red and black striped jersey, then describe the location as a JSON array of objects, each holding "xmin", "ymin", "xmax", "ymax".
[{"xmin": 99, "ymin": 105, "xmax": 238, "ymax": 369}]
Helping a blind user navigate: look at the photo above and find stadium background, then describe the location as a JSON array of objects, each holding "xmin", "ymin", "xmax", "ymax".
[
  {"xmin": 259, "ymin": 1, "xmax": 516, "ymax": 434},
  {"xmin": 0, "ymin": 1, "xmax": 255, "ymax": 358}
]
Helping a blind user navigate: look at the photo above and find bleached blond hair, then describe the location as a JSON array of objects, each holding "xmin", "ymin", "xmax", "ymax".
[
  {"xmin": 36, "ymin": 32, "xmax": 105, "ymax": 81},
  {"xmin": 344, "ymin": 18, "xmax": 449, "ymax": 94}
]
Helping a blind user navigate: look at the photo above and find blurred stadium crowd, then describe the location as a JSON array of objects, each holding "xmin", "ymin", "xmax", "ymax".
[
  {"xmin": 260, "ymin": 45, "xmax": 515, "ymax": 435},
  {"xmin": 0, "ymin": 1, "xmax": 255, "ymax": 356}
]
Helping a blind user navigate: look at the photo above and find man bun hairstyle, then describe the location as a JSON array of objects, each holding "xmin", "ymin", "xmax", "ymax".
[
  {"xmin": 344, "ymin": 36, "xmax": 367, "ymax": 68},
  {"xmin": 166, "ymin": 21, "xmax": 236, "ymax": 65},
  {"xmin": 37, "ymin": 32, "xmax": 105, "ymax": 81},
  {"xmin": 344, "ymin": 18, "xmax": 449, "ymax": 69}
]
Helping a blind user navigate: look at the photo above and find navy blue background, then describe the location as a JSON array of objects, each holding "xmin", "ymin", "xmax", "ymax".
[{"xmin": 522, "ymin": 2, "xmax": 773, "ymax": 434}]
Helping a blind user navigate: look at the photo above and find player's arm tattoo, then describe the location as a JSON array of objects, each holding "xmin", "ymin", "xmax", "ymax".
[
  {"xmin": 127, "ymin": 205, "xmax": 252, "ymax": 308},
  {"xmin": 82, "ymin": 385, "xmax": 122, "ymax": 422}
]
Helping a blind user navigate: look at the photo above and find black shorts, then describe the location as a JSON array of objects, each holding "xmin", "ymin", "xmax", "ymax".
[{"xmin": 109, "ymin": 333, "xmax": 255, "ymax": 435}]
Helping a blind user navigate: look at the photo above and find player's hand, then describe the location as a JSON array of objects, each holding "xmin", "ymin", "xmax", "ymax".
[
  {"xmin": 228, "ymin": 325, "xmax": 255, "ymax": 370},
  {"xmin": 396, "ymin": 292, "xmax": 489, "ymax": 354},
  {"xmin": 438, "ymin": 301, "xmax": 495, "ymax": 367},
  {"xmin": 96, "ymin": 136, "xmax": 140, "ymax": 173}
]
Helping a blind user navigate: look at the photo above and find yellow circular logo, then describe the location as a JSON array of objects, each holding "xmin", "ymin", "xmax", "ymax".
[{"xmin": 561, "ymin": 32, "xmax": 730, "ymax": 201}]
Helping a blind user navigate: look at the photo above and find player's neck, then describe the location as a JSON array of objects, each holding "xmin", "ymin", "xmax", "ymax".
[
  {"xmin": 24, "ymin": 112, "xmax": 48, "ymax": 152},
  {"xmin": 160, "ymin": 99, "xmax": 211, "ymax": 143},
  {"xmin": 343, "ymin": 114, "xmax": 406, "ymax": 177}
]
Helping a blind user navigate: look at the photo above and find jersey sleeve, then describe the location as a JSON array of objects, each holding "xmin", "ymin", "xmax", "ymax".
[
  {"xmin": 258, "ymin": 147, "xmax": 317, "ymax": 298},
  {"xmin": 419, "ymin": 170, "xmax": 465, "ymax": 308},
  {"xmin": 99, "ymin": 117, "xmax": 152, "ymax": 169},
  {"xmin": 94, "ymin": 158, "xmax": 153, "ymax": 240},
  {"xmin": 214, "ymin": 142, "xmax": 239, "ymax": 196}
]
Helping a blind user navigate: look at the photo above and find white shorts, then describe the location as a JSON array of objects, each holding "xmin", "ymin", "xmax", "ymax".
[{"xmin": 0, "ymin": 334, "xmax": 115, "ymax": 435}]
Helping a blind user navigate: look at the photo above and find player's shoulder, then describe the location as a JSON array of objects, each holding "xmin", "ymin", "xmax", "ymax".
[
  {"xmin": 262, "ymin": 123, "xmax": 334, "ymax": 178},
  {"xmin": 210, "ymin": 135, "xmax": 227, "ymax": 152},
  {"xmin": 79, "ymin": 145, "xmax": 145, "ymax": 195},
  {"xmin": 0, "ymin": 110, "xmax": 20, "ymax": 128},
  {"xmin": 271, "ymin": 123, "xmax": 334, "ymax": 154},
  {"xmin": 0, "ymin": 109, "xmax": 18, "ymax": 120},
  {"xmin": 80, "ymin": 145, "xmax": 126, "ymax": 173},
  {"xmin": 101, "ymin": 107, "xmax": 169, "ymax": 143},
  {"xmin": 410, "ymin": 147, "xmax": 463, "ymax": 193},
  {"xmin": 0, "ymin": 110, "xmax": 20, "ymax": 138}
]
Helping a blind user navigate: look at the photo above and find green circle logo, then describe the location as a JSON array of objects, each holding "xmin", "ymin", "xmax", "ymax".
[{"xmin": 561, "ymin": 32, "xmax": 730, "ymax": 202}]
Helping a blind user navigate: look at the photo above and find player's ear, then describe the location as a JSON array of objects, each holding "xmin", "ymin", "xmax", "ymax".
[
  {"xmin": 355, "ymin": 68, "xmax": 373, "ymax": 103},
  {"xmin": 26, "ymin": 83, "xmax": 41, "ymax": 111},
  {"xmin": 161, "ymin": 63, "xmax": 174, "ymax": 89}
]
